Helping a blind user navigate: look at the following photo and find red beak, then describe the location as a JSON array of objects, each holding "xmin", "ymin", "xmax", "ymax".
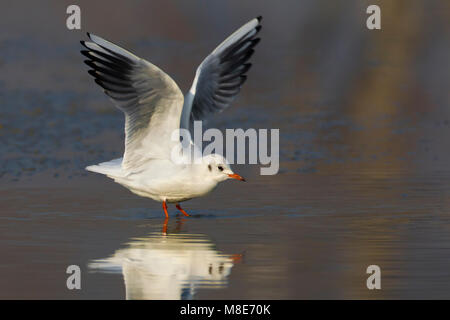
[{"xmin": 228, "ymin": 173, "xmax": 246, "ymax": 182}]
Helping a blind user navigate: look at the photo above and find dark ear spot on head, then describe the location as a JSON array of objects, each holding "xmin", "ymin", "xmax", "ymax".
[{"xmin": 208, "ymin": 164, "xmax": 212, "ymax": 171}]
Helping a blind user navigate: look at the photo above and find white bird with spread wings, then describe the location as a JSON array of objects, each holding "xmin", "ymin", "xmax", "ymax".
[{"xmin": 81, "ymin": 17, "xmax": 262, "ymax": 218}]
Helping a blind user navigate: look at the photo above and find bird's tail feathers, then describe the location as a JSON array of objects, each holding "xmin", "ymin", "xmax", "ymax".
[{"xmin": 86, "ymin": 158, "xmax": 124, "ymax": 177}]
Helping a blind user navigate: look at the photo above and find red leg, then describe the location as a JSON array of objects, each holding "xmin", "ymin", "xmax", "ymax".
[
  {"xmin": 162, "ymin": 200, "xmax": 169, "ymax": 219},
  {"xmin": 162, "ymin": 217, "xmax": 168, "ymax": 235},
  {"xmin": 176, "ymin": 203, "xmax": 190, "ymax": 217}
]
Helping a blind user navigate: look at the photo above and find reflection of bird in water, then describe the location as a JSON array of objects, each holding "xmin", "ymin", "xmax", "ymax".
[
  {"xmin": 80, "ymin": 17, "xmax": 262, "ymax": 218},
  {"xmin": 89, "ymin": 232, "xmax": 241, "ymax": 300}
]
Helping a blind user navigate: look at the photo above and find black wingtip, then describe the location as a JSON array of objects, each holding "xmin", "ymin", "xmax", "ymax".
[
  {"xmin": 87, "ymin": 69, "xmax": 98, "ymax": 77},
  {"xmin": 80, "ymin": 40, "xmax": 89, "ymax": 50},
  {"xmin": 257, "ymin": 16, "xmax": 263, "ymax": 22}
]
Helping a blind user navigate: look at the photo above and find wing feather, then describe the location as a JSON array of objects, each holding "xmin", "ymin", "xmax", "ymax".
[
  {"xmin": 181, "ymin": 16, "xmax": 262, "ymax": 130},
  {"xmin": 81, "ymin": 33, "xmax": 184, "ymax": 170}
]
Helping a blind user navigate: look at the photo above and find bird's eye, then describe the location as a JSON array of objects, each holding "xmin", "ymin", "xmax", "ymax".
[
  {"xmin": 218, "ymin": 166, "xmax": 224, "ymax": 171},
  {"xmin": 208, "ymin": 164, "xmax": 212, "ymax": 171}
]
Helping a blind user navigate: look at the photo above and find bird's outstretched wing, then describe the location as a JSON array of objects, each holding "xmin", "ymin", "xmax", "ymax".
[
  {"xmin": 81, "ymin": 33, "xmax": 184, "ymax": 170},
  {"xmin": 181, "ymin": 16, "xmax": 262, "ymax": 130}
]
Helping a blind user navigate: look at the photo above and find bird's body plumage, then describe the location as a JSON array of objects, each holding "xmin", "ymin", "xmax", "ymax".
[{"xmin": 88, "ymin": 158, "xmax": 218, "ymax": 203}]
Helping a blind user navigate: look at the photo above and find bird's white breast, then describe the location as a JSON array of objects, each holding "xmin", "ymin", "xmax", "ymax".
[{"xmin": 113, "ymin": 160, "xmax": 218, "ymax": 203}]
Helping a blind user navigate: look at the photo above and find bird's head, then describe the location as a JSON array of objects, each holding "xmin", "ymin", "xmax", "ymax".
[{"xmin": 202, "ymin": 154, "xmax": 246, "ymax": 183}]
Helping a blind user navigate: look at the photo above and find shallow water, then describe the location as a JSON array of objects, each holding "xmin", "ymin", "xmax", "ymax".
[
  {"xmin": 2, "ymin": 166, "xmax": 450, "ymax": 299},
  {"xmin": 1, "ymin": 0, "xmax": 450, "ymax": 299}
]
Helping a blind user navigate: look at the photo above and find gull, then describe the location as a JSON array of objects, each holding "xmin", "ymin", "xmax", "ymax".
[
  {"xmin": 81, "ymin": 16, "xmax": 262, "ymax": 218},
  {"xmin": 89, "ymin": 232, "xmax": 240, "ymax": 299}
]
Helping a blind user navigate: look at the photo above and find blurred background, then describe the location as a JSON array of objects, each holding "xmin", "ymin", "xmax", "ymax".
[{"xmin": 0, "ymin": 0, "xmax": 449, "ymax": 299}]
